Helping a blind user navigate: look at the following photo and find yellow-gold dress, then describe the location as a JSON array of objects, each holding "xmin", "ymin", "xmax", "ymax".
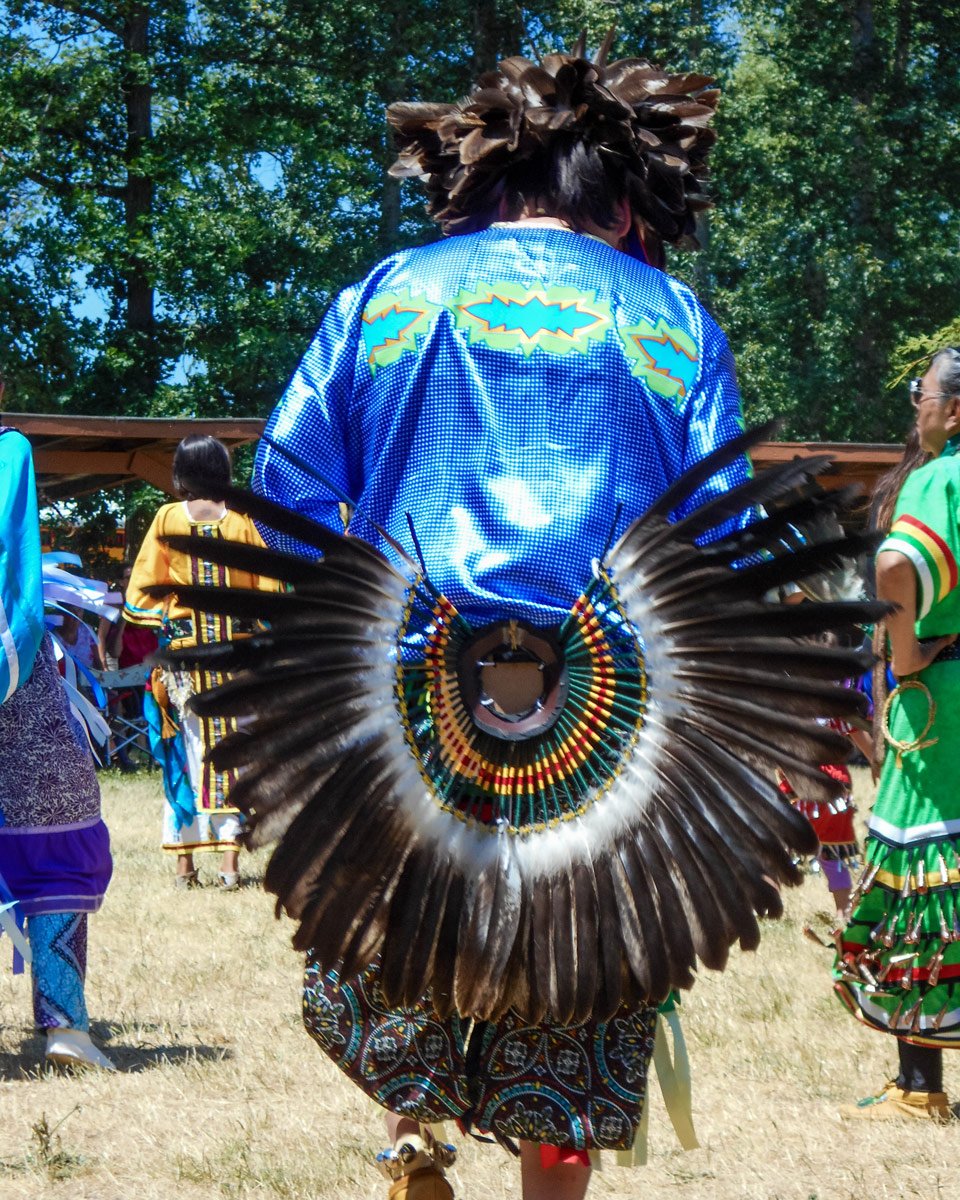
[{"xmin": 124, "ymin": 501, "xmax": 277, "ymax": 854}]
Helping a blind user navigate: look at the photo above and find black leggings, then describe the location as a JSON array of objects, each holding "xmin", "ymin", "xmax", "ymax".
[{"xmin": 897, "ymin": 1039, "xmax": 943, "ymax": 1093}]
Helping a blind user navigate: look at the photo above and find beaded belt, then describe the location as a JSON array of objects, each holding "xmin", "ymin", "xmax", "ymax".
[{"xmin": 928, "ymin": 640, "xmax": 960, "ymax": 665}]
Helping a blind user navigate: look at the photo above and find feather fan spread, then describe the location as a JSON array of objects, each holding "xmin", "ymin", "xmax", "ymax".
[{"xmin": 159, "ymin": 424, "xmax": 886, "ymax": 1023}]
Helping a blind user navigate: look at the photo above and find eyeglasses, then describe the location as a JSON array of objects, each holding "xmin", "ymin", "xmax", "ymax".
[{"xmin": 910, "ymin": 378, "xmax": 955, "ymax": 408}]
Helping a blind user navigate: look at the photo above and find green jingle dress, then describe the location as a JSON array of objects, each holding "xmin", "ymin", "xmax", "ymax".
[{"xmin": 835, "ymin": 435, "xmax": 960, "ymax": 1045}]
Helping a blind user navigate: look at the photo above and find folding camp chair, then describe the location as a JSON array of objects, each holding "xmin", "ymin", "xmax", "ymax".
[{"xmin": 93, "ymin": 664, "xmax": 152, "ymax": 766}]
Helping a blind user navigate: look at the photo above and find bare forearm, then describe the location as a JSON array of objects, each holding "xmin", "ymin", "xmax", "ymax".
[{"xmin": 891, "ymin": 636, "xmax": 954, "ymax": 676}]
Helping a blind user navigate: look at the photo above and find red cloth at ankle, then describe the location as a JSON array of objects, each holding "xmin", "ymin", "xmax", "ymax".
[{"xmin": 539, "ymin": 1145, "xmax": 591, "ymax": 1169}]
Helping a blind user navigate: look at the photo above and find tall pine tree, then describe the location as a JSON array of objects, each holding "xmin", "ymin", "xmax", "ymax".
[
  {"xmin": 710, "ymin": 0, "xmax": 960, "ymax": 441},
  {"xmin": 0, "ymin": 1, "xmax": 524, "ymax": 416}
]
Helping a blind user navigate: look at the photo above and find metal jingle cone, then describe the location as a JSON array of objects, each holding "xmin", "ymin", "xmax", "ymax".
[
  {"xmin": 849, "ymin": 861, "xmax": 879, "ymax": 911},
  {"xmin": 838, "ymin": 953, "xmax": 861, "ymax": 984},
  {"xmin": 802, "ymin": 924, "xmax": 831, "ymax": 949},
  {"xmin": 869, "ymin": 914, "xmax": 889, "ymax": 944},
  {"xmin": 857, "ymin": 960, "xmax": 879, "ymax": 989}
]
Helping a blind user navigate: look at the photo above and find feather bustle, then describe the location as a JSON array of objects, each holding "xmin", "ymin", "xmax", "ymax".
[{"xmin": 163, "ymin": 421, "xmax": 890, "ymax": 1022}]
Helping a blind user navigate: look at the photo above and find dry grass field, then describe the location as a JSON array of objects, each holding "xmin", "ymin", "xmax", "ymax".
[{"xmin": 0, "ymin": 767, "xmax": 956, "ymax": 1199}]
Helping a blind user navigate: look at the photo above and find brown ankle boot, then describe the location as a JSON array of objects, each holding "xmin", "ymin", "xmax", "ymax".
[
  {"xmin": 387, "ymin": 1165, "xmax": 453, "ymax": 1200},
  {"xmin": 377, "ymin": 1130, "xmax": 456, "ymax": 1200}
]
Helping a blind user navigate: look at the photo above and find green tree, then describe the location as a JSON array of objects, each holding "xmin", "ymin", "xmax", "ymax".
[
  {"xmin": 890, "ymin": 311, "xmax": 960, "ymax": 388},
  {"xmin": 709, "ymin": 0, "xmax": 960, "ymax": 442},
  {"xmin": 0, "ymin": 2, "xmax": 185, "ymax": 411},
  {"xmin": 0, "ymin": 1, "xmax": 531, "ymax": 417},
  {"xmin": 0, "ymin": 2, "xmax": 733, "ymax": 421}
]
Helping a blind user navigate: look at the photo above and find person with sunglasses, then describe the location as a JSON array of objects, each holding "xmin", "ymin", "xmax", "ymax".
[{"xmin": 835, "ymin": 346, "xmax": 960, "ymax": 1119}]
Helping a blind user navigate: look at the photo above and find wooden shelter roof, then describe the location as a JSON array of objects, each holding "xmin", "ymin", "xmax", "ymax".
[
  {"xmin": 1, "ymin": 413, "xmax": 905, "ymax": 504},
  {"xmin": 1, "ymin": 412, "xmax": 265, "ymax": 502},
  {"xmin": 753, "ymin": 441, "xmax": 902, "ymax": 495}
]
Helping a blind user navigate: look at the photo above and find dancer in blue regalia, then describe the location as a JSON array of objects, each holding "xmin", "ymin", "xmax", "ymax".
[
  {"xmin": 159, "ymin": 33, "xmax": 877, "ymax": 1200},
  {"xmin": 253, "ymin": 36, "xmax": 741, "ymax": 1200}
]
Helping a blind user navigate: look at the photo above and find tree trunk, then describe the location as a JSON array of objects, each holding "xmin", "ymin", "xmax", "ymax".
[
  {"xmin": 850, "ymin": 0, "xmax": 875, "ymax": 66},
  {"xmin": 688, "ymin": 0, "xmax": 705, "ymax": 63},
  {"xmin": 377, "ymin": 0, "xmax": 409, "ymax": 255},
  {"xmin": 471, "ymin": 0, "xmax": 500, "ymax": 75},
  {"xmin": 122, "ymin": 5, "xmax": 156, "ymax": 400},
  {"xmin": 847, "ymin": 0, "xmax": 886, "ymax": 432},
  {"xmin": 380, "ymin": 167, "xmax": 401, "ymax": 253},
  {"xmin": 893, "ymin": 0, "xmax": 912, "ymax": 91},
  {"xmin": 848, "ymin": 0, "xmax": 875, "ymax": 224}
]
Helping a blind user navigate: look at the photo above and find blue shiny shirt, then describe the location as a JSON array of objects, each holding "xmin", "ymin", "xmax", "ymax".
[{"xmin": 254, "ymin": 226, "xmax": 749, "ymax": 627}]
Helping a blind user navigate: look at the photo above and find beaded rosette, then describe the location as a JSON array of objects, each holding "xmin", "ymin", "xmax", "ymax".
[{"xmin": 396, "ymin": 571, "xmax": 647, "ymax": 835}]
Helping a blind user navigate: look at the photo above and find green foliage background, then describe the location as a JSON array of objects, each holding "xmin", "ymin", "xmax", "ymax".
[{"xmin": 1, "ymin": 0, "xmax": 958, "ymax": 445}]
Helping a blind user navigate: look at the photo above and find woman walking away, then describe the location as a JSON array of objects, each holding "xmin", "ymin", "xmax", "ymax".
[{"xmin": 123, "ymin": 435, "xmax": 276, "ymax": 890}]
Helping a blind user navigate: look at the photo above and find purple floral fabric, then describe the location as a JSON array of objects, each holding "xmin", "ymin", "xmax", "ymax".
[
  {"xmin": 0, "ymin": 636, "xmax": 99, "ymax": 827},
  {"xmin": 0, "ymin": 636, "xmax": 111, "ymax": 915}
]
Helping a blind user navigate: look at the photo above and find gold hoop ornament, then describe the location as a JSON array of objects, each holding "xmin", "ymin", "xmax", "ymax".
[{"xmin": 882, "ymin": 680, "xmax": 938, "ymax": 768}]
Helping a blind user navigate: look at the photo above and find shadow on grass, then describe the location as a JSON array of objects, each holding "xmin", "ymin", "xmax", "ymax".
[
  {"xmin": 166, "ymin": 870, "xmax": 265, "ymax": 890},
  {"xmin": 103, "ymin": 1043, "xmax": 233, "ymax": 1074},
  {"xmin": 0, "ymin": 1027, "xmax": 233, "ymax": 1079}
]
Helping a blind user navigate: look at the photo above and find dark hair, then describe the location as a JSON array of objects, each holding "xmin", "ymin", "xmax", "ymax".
[
  {"xmin": 171, "ymin": 435, "xmax": 232, "ymax": 500},
  {"xmin": 870, "ymin": 423, "xmax": 931, "ymax": 536},
  {"xmin": 932, "ymin": 346, "xmax": 960, "ymax": 400},
  {"xmin": 498, "ymin": 138, "xmax": 628, "ymax": 236},
  {"xmin": 860, "ymin": 425, "xmax": 931, "ymax": 608}
]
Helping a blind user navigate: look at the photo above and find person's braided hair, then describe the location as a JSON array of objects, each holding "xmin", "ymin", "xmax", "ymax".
[{"xmin": 387, "ymin": 30, "xmax": 719, "ymax": 246}]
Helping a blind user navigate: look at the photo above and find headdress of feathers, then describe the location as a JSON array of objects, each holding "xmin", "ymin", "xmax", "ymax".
[
  {"xmin": 157, "ymin": 424, "xmax": 888, "ymax": 1025},
  {"xmin": 387, "ymin": 29, "xmax": 719, "ymax": 246}
]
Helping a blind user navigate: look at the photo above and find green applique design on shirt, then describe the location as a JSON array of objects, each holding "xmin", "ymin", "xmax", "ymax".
[
  {"xmin": 361, "ymin": 290, "xmax": 441, "ymax": 375},
  {"xmin": 450, "ymin": 282, "xmax": 613, "ymax": 358},
  {"xmin": 619, "ymin": 317, "xmax": 699, "ymax": 407}
]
